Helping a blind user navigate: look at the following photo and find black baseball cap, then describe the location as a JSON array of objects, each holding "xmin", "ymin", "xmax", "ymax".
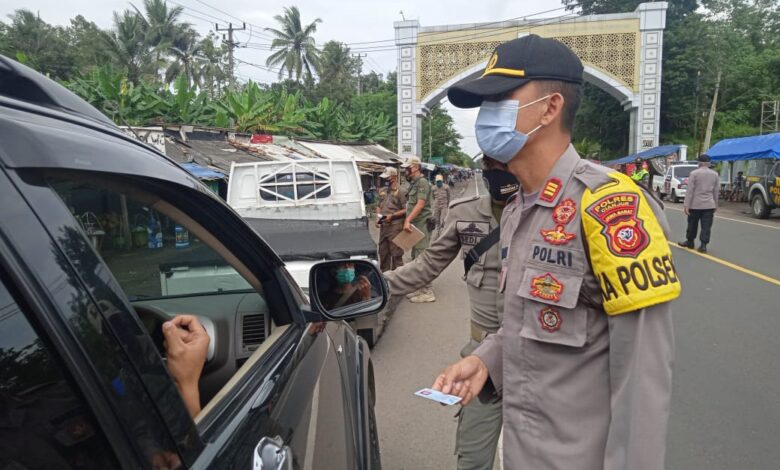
[{"xmin": 448, "ymin": 34, "xmax": 584, "ymax": 109}]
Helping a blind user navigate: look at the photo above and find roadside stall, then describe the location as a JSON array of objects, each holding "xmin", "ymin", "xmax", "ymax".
[{"xmin": 705, "ymin": 133, "xmax": 780, "ymax": 218}]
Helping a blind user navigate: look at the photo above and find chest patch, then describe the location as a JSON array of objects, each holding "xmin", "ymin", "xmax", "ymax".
[
  {"xmin": 530, "ymin": 244, "xmax": 576, "ymax": 268},
  {"xmin": 456, "ymin": 221, "xmax": 490, "ymax": 246},
  {"xmin": 529, "ymin": 272, "xmax": 564, "ymax": 302}
]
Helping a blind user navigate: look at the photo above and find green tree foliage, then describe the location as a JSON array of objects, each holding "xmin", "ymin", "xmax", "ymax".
[
  {"xmin": 564, "ymin": 0, "xmax": 778, "ymax": 158},
  {"xmin": 421, "ymin": 105, "xmax": 464, "ymax": 164},
  {"xmin": 265, "ymin": 6, "xmax": 322, "ymax": 82}
]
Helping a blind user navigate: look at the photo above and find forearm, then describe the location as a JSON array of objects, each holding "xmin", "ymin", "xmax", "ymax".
[
  {"xmin": 406, "ymin": 200, "xmax": 426, "ymax": 222},
  {"xmin": 472, "ymin": 327, "xmax": 504, "ymax": 398},
  {"xmin": 384, "ymin": 218, "xmax": 459, "ymax": 294},
  {"xmin": 176, "ymin": 380, "xmax": 202, "ymax": 418},
  {"xmin": 604, "ymin": 304, "xmax": 674, "ymax": 470}
]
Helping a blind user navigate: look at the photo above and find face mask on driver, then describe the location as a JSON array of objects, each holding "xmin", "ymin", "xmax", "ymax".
[
  {"xmin": 483, "ymin": 169, "xmax": 519, "ymax": 202},
  {"xmin": 474, "ymin": 96, "xmax": 549, "ymax": 163},
  {"xmin": 335, "ymin": 267, "xmax": 356, "ymax": 285}
]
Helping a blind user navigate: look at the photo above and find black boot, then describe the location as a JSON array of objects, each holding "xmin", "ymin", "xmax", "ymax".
[
  {"xmin": 678, "ymin": 239, "xmax": 694, "ymax": 248},
  {"xmin": 698, "ymin": 243, "xmax": 708, "ymax": 253}
]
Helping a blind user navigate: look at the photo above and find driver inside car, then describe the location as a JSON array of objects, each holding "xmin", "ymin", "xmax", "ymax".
[{"xmin": 161, "ymin": 315, "xmax": 210, "ymax": 418}]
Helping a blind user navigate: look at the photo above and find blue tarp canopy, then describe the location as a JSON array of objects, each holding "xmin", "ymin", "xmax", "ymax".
[
  {"xmin": 602, "ymin": 144, "xmax": 683, "ymax": 166},
  {"xmin": 179, "ymin": 162, "xmax": 226, "ymax": 180},
  {"xmin": 704, "ymin": 133, "xmax": 780, "ymax": 162}
]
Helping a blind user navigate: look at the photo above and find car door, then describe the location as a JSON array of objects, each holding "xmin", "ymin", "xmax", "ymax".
[
  {"xmin": 2, "ymin": 161, "xmax": 360, "ymax": 468},
  {"xmin": 771, "ymin": 162, "xmax": 780, "ymax": 208}
]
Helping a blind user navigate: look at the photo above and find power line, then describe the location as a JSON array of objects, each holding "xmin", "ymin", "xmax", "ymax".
[
  {"xmin": 189, "ymin": 0, "xmax": 277, "ymax": 41},
  {"xmin": 339, "ymin": 3, "xmax": 578, "ymax": 47}
]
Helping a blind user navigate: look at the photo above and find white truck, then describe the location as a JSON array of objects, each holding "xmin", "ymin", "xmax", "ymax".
[
  {"xmin": 653, "ymin": 162, "xmax": 698, "ymax": 203},
  {"xmin": 227, "ymin": 159, "xmax": 386, "ymax": 345}
]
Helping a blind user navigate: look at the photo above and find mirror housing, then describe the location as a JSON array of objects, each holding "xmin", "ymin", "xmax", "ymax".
[{"xmin": 308, "ymin": 259, "xmax": 388, "ymax": 320}]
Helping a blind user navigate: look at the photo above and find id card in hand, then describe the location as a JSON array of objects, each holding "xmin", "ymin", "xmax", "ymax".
[{"xmin": 414, "ymin": 388, "xmax": 463, "ymax": 406}]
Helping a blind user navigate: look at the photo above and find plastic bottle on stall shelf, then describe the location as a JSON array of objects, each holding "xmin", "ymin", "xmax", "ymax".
[
  {"xmin": 175, "ymin": 225, "xmax": 190, "ymax": 249},
  {"xmin": 147, "ymin": 214, "xmax": 163, "ymax": 249}
]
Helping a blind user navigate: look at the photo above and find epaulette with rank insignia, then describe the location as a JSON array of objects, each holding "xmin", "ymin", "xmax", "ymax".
[{"xmin": 448, "ymin": 194, "xmax": 480, "ymax": 209}]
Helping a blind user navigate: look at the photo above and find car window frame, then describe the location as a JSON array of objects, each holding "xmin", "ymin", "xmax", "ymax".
[
  {"xmin": 0, "ymin": 169, "xmax": 147, "ymax": 468},
  {"xmin": 17, "ymin": 167, "xmax": 320, "ymax": 453}
]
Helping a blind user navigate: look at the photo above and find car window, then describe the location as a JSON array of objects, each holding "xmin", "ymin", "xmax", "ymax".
[
  {"xmin": 0, "ymin": 273, "xmax": 120, "ymax": 469},
  {"xmin": 45, "ymin": 174, "xmax": 287, "ymax": 427},
  {"xmin": 50, "ymin": 180, "xmax": 256, "ymax": 301}
]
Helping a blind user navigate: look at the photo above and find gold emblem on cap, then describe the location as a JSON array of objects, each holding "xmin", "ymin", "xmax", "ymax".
[
  {"xmin": 486, "ymin": 52, "xmax": 499, "ymax": 72},
  {"xmin": 482, "ymin": 51, "xmax": 526, "ymax": 78}
]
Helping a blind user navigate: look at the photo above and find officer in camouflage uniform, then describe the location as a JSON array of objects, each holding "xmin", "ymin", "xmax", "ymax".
[
  {"xmin": 385, "ymin": 157, "xmax": 518, "ymax": 469},
  {"xmin": 401, "ymin": 156, "xmax": 435, "ymax": 303},
  {"xmin": 434, "ymin": 35, "xmax": 680, "ymax": 470},
  {"xmin": 376, "ymin": 166, "xmax": 407, "ymax": 272},
  {"xmin": 431, "ymin": 174, "xmax": 452, "ymax": 239}
]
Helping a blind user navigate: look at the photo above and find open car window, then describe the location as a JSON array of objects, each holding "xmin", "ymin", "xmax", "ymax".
[{"xmin": 45, "ymin": 175, "xmax": 289, "ymax": 425}]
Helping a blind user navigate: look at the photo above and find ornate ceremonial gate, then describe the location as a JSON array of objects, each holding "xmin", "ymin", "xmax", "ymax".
[{"xmin": 394, "ymin": 2, "xmax": 668, "ymax": 158}]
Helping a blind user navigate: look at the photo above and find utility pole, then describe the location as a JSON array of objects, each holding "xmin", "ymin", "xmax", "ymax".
[
  {"xmin": 692, "ymin": 70, "xmax": 701, "ymax": 156},
  {"xmin": 702, "ymin": 70, "xmax": 722, "ymax": 154},
  {"xmin": 352, "ymin": 53, "xmax": 367, "ymax": 96},
  {"xmin": 216, "ymin": 22, "xmax": 246, "ymax": 89}
]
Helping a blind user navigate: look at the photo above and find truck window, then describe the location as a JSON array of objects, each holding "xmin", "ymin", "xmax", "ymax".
[
  {"xmin": 0, "ymin": 272, "xmax": 120, "ymax": 469},
  {"xmin": 260, "ymin": 171, "xmax": 332, "ymax": 201}
]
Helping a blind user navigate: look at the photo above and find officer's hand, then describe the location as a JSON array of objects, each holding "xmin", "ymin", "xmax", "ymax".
[
  {"xmin": 432, "ymin": 355, "xmax": 489, "ymax": 406},
  {"xmin": 684, "ymin": 207, "xmax": 690, "ymax": 215},
  {"xmin": 404, "ymin": 220, "xmax": 412, "ymax": 232}
]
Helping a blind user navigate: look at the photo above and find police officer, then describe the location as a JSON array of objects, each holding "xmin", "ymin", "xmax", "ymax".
[
  {"xmin": 384, "ymin": 156, "xmax": 518, "ymax": 470},
  {"xmin": 631, "ymin": 158, "xmax": 650, "ymax": 189},
  {"xmin": 376, "ymin": 166, "xmax": 407, "ymax": 272},
  {"xmin": 432, "ymin": 174, "xmax": 452, "ymax": 239},
  {"xmin": 402, "ymin": 156, "xmax": 435, "ymax": 303},
  {"xmin": 432, "ymin": 35, "xmax": 680, "ymax": 469},
  {"xmin": 679, "ymin": 154, "xmax": 720, "ymax": 253}
]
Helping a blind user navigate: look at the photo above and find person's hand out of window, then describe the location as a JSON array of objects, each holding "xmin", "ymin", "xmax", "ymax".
[{"xmin": 162, "ymin": 315, "xmax": 209, "ymax": 417}]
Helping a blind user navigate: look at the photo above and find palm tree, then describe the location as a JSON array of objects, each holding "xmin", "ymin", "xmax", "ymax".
[
  {"xmin": 134, "ymin": 0, "xmax": 189, "ymax": 54},
  {"xmin": 199, "ymin": 34, "xmax": 228, "ymax": 98},
  {"xmin": 104, "ymin": 10, "xmax": 156, "ymax": 83},
  {"xmin": 265, "ymin": 6, "xmax": 322, "ymax": 82},
  {"xmin": 165, "ymin": 28, "xmax": 203, "ymax": 86}
]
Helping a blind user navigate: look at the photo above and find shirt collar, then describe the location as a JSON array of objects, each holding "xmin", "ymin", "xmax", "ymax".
[{"xmin": 532, "ymin": 144, "xmax": 581, "ymax": 208}]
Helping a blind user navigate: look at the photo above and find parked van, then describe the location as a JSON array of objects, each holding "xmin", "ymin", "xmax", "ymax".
[{"xmin": 656, "ymin": 162, "xmax": 698, "ymax": 202}]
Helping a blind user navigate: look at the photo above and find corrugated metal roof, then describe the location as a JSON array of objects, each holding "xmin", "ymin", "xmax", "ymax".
[{"xmin": 295, "ymin": 140, "xmax": 402, "ymax": 164}]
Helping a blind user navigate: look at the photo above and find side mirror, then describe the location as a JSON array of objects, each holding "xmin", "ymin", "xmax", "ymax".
[{"xmin": 309, "ymin": 259, "xmax": 388, "ymax": 320}]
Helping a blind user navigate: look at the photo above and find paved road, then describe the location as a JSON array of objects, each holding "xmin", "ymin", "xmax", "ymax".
[{"xmin": 372, "ymin": 187, "xmax": 780, "ymax": 469}]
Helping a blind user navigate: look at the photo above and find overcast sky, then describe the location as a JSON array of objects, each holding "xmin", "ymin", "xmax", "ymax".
[{"xmin": 1, "ymin": 0, "xmax": 566, "ymax": 156}]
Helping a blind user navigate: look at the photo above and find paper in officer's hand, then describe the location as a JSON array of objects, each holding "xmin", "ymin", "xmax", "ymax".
[{"xmin": 392, "ymin": 224, "xmax": 424, "ymax": 251}]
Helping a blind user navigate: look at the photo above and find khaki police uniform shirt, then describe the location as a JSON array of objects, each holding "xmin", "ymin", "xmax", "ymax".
[
  {"xmin": 378, "ymin": 182, "xmax": 407, "ymax": 234},
  {"xmin": 683, "ymin": 166, "xmax": 720, "ymax": 210},
  {"xmin": 474, "ymin": 145, "xmax": 677, "ymax": 470},
  {"xmin": 383, "ymin": 195, "xmax": 503, "ymax": 332},
  {"xmin": 406, "ymin": 175, "xmax": 432, "ymax": 223},
  {"xmin": 432, "ymin": 185, "xmax": 451, "ymax": 214}
]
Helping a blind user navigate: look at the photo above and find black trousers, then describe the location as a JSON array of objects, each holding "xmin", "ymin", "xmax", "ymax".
[{"xmin": 686, "ymin": 209, "xmax": 715, "ymax": 244}]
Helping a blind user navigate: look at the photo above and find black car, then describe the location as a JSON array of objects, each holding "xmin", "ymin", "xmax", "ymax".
[{"xmin": 0, "ymin": 57, "xmax": 386, "ymax": 469}]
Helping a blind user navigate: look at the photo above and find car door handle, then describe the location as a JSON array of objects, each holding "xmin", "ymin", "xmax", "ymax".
[{"xmin": 253, "ymin": 436, "xmax": 293, "ymax": 470}]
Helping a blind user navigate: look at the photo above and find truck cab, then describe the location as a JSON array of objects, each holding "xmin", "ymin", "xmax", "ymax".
[{"xmin": 745, "ymin": 159, "xmax": 780, "ymax": 218}]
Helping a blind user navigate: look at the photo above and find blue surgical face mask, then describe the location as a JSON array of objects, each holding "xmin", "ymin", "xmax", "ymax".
[
  {"xmin": 474, "ymin": 96, "xmax": 550, "ymax": 163},
  {"xmin": 336, "ymin": 267, "xmax": 356, "ymax": 285}
]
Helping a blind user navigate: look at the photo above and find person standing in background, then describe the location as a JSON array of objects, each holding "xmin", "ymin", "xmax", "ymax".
[
  {"xmin": 679, "ymin": 154, "xmax": 720, "ymax": 253},
  {"xmin": 402, "ymin": 156, "xmax": 435, "ymax": 303},
  {"xmin": 376, "ymin": 167, "xmax": 407, "ymax": 272},
  {"xmin": 432, "ymin": 174, "xmax": 452, "ymax": 239}
]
